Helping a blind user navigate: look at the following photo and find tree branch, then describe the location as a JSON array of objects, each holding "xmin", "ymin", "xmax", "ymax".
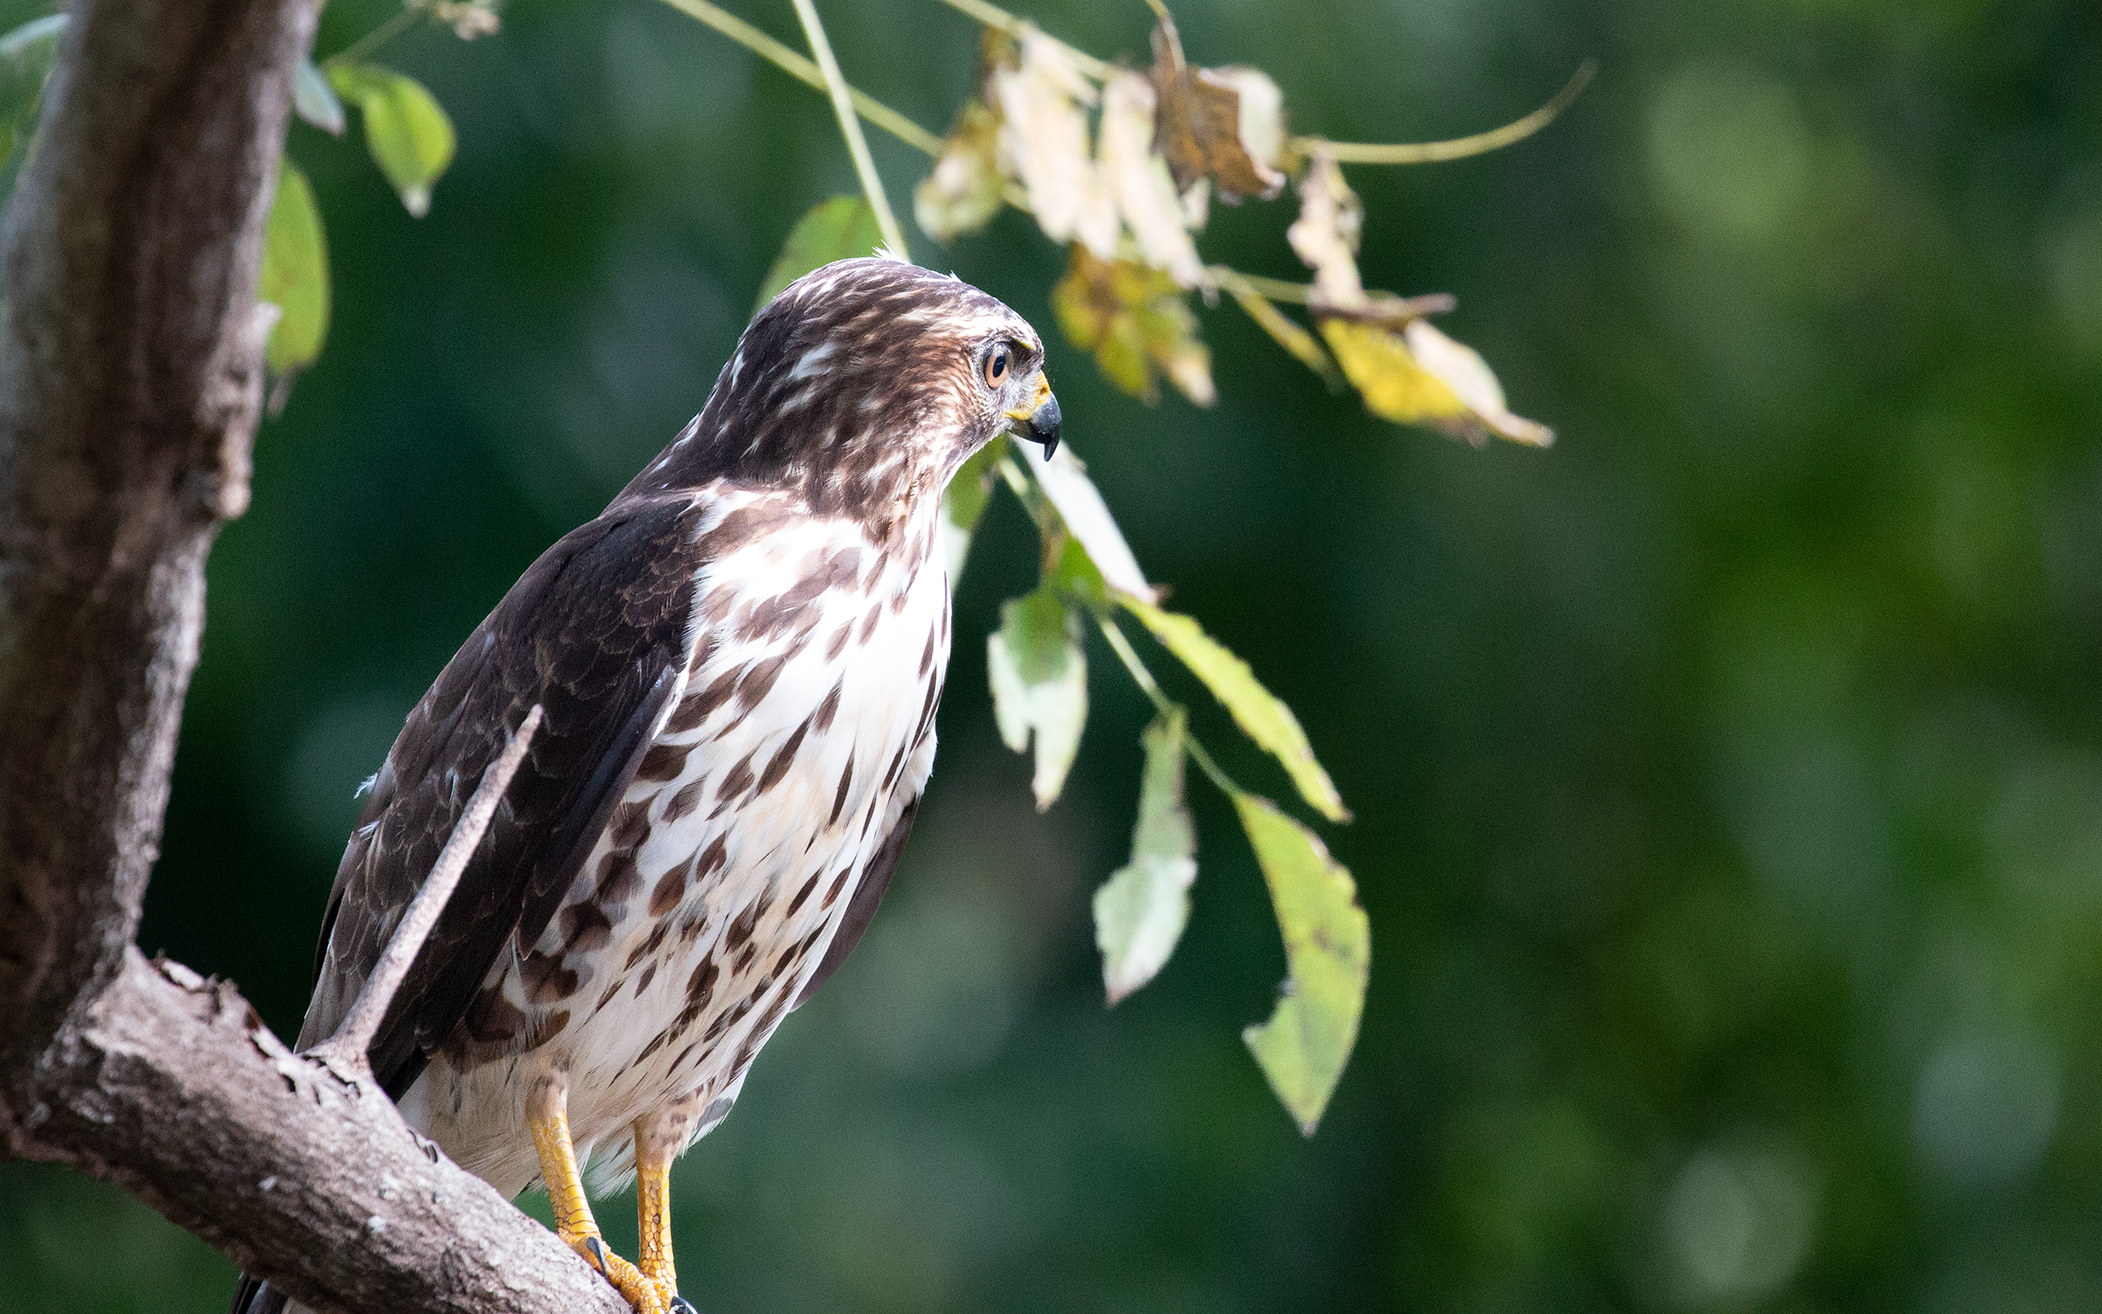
[
  {"xmin": 37, "ymin": 952, "xmax": 629, "ymax": 1314},
  {"xmin": 0, "ymin": 0, "xmax": 626, "ymax": 1309}
]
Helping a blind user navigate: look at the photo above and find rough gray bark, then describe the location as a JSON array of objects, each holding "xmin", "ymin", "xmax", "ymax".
[{"xmin": 0, "ymin": 0, "xmax": 626, "ymax": 1310}]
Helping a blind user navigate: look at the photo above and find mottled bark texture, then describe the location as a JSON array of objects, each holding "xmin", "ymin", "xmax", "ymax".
[{"xmin": 0, "ymin": 1, "xmax": 624, "ymax": 1310}]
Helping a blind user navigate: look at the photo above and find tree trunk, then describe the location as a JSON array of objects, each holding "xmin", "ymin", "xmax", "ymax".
[{"xmin": 0, "ymin": 2, "xmax": 625, "ymax": 1309}]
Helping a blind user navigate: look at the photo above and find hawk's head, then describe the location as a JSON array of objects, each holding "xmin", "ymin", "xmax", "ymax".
[{"xmin": 627, "ymin": 258, "xmax": 1059, "ymax": 527}]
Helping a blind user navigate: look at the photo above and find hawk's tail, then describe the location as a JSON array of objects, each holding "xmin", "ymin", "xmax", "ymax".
[{"xmin": 229, "ymin": 1272, "xmax": 292, "ymax": 1314}]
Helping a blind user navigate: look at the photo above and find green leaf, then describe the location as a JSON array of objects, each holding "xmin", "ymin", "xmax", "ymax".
[
  {"xmin": 939, "ymin": 434, "xmax": 1005, "ymax": 587},
  {"xmin": 987, "ymin": 589, "xmax": 1087, "ymax": 810},
  {"xmin": 1093, "ymin": 710, "xmax": 1198, "ymax": 1004},
  {"xmin": 294, "ymin": 58, "xmax": 346, "ymax": 136},
  {"xmin": 0, "ymin": 11, "xmax": 64, "ymax": 58},
  {"xmin": 1023, "ymin": 440, "xmax": 1156, "ymax": 602},
  {"xmin": 1120, "ymin": 595, "xmax": 1349, "ymax": 823},
  {"xmin": 0, "ymin": 12, "xmax": 64, "ymax": 200},
  {"xmin": 259, "ymin": 158, "xmax": 330, "ymax": 374},
  {"xmin": 1235, "ymin": 792, "xmax": 1369, "ymax": 1135},
  {"xmin": 755, "ymin": 195, "xmax": 885, "ymax": 311},
  {"xmin": 327, "ymin": 62, "xmax": 455, "ymax": 217},
  {"xmin": 1049, "ymin": 532, "xmax": 1107, "ymax": 609}
]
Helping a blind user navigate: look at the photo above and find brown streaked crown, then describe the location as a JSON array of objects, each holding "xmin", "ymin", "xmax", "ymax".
[{"xmin": 620, "ymin": 258, "xmax": 1043, "ymax": 525}]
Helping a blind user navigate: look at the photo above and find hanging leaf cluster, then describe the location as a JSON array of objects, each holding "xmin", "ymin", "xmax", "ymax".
[
  {"xmin": 718, "ymin": 0, "xmax": 1583, "ymax": 1132},
  {"xmin": 908, "ymin": 6, "xmax": 1570, "ymax": 448}
]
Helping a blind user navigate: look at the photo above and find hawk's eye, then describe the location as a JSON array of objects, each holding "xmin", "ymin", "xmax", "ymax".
[{"xmin": 983, "ymin": 343, "xmax": 1012, "ymax": 390}]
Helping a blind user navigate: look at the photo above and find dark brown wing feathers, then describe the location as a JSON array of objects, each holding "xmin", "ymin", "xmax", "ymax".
[{"xmin": 300, "ymin": 495, "xmax": 704, "ymax": 1101}]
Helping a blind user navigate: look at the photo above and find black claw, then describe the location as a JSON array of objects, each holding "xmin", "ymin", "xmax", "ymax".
[
  {"xmin": 583, "ymin": 1235, "xmax": 610, "ymax": 1276},
  {"xmin": 670, "ymin": 1298, "xmax": 699, "ymax": 1314}
]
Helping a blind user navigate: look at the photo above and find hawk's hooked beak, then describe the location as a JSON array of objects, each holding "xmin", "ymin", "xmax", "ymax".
[{"xmin": 1004, "ymin": 374, "xmax": 1061, "ymax": 458}]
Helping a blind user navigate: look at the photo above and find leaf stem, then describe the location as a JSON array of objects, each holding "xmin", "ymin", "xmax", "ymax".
[
  {"xmin": 1098, "ymin": 613, "xmax": 1241, "ymax": 800},
  {"xmin": 1213, "ymin": 268, "xmax": 1341, "ymax": 386},
  {"xmin": 1295, "ymin": 60, "xmax": 1595, "ymax": 165},
  {"xmin": 328, "ymin": 0, "xmax": 434, "ymax": 67},
  {"xmin": 995, "ymin": 453, "xmax": 1053, "ymax": 529},
  {"xmin": 930, "ymin": 0, "xmax": 1116, "ymax": 81},
  {"xmin": 652, "ymin": 0, "xmax": 944, "ymax": 156},
  {"xmin": 789, "ymin": 0, "xmax": 908, "ymax": 257},
  {"xmin": 1211, "ymin": 267, "xmax": 1313, "ymax": 305}
]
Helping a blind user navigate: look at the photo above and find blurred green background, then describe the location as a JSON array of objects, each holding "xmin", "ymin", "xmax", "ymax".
[{"xmin": 7, "ymin": 0, "xmax": 2102, "ymax": 1309}]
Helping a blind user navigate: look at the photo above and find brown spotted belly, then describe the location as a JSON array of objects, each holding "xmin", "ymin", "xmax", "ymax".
[{"xmin": 399, "ymin": 507, "xmax": 950, "ymax": 1197}]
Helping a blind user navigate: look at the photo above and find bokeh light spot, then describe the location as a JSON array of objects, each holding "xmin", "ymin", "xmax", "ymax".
[
  {"xmin": 1649, "ymin": 65, "xmax": 1812, "ymax": 247},
  {"xmin": 1911, "ymin": 1029, "xmax": 2058, "ymax": 1191},
  {"xmin": 1657, "ymin": 1140, "xmax": 1819, "ymax": 1307}
]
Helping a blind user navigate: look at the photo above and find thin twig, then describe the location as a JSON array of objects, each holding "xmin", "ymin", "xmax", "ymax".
[
  {"xmin": 1096, "ymin": 613, "xmax": 1240, "ymax": 800},
  {"xmin": 995, "ymin": 453, "xmax": 1048, "ymax": 529},
  {"xmin": 652, "ymin": 0, "xmax": 944, "ymax": 156},
  {"xmin": 1209, "ymin": 267, "xmax": 1342, "ymax": 385},
  {"xmin": 790, "ymin": 0, "xmax": 908, "ymax": 257},
  {"xmin": 312, "ymin": 704, "xmax": 542, "ymax": 1068},
  {"xmin": 1297, "ymin": 60, "xmax": 1596, "ymax": 165},
  {"xmin": 327, "ymin": 0, "xmax": 435, "ymax": 67},
  {"xmin": 995, "ymin": 463, "xmax": 1237, "ymax": 801},
  {"xmin": 1211, "ymin": 268, "xmax": 1313, "ymax": 305},
  {"xmin": 931, "ymin": 0, "xmax": 1116, "ymax": 81}
]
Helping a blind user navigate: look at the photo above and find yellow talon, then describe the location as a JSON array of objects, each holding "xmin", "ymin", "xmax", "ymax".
[
  {"xmin": 635, "ymin": 1112, "xmax": 687, "ymax": 1311},
  {"xmin": 528, "ymin": 1075, "xmax": 670, "ymax": 1314}
]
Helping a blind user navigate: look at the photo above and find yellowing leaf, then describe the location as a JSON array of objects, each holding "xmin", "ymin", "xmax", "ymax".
[
  {"xmin": 939, "ymin": 434, "xmax": 1004, "ymax": 586},
  {"xmin": 259, "ymin": 158, "xmax": 330, "ymax": 375},
  {"xmin": 1133, "ymin": 291, "xmax": 1215, "ymax": 406},
  {"xmin": 756, "ymin": 195, "xmax": 884, "ymax": 310},
  {"xmin": 1287, "ymin": 153, "xmax": 1364, "ymax": 306},
  {"xmin": 1320, "ymin": 317, "xmax": 1457, "ymax": 419},
  {"xmin": 1094, "ymin": 710, "xmax": 1198, "ymax": 1004},
  {"xmin": 915, "ymin": 95, "xmax": 1004, "ymax": 243},
  {"xmin": 1021, "ymin": 439, "xmax": 1157, "ymax": 602},
  {"xmin": 1051, "ymin": 246, "xmax": 1215, "ymax": 406},
  {"xmin": 1120, "ymin": 595, "xmax": 1347, "ymax": 823},
  {"xmin": 1235, "ymin": 793, "xmax": 1369, "ymax": 1135},
  {"xmin": 1147, "ymin": 22, "xmax": 1285, "ymax": 202},
  {"xmin": 1099, "ymin": 71, "xmax": 1202, "ymax": 288},
  {"xmin": 328, "ymin": 62, "xmax": 455, "ymax": 217},
  {"xmin": 1402, "ymin": 319, "xmax": 1554, "ymax": 446},
  {"xmin": 994, "ymin": 29, "xmax": 1117, "ymax": 258},
  {"xmin": 988, "ymin": 589, "xmax": 1088, "ymax": 810},
  {"xmin": 1320, "ymin": 317, "xmax": 1553, "ymax": 447}
]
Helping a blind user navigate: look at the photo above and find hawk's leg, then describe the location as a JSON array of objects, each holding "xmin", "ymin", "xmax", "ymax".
[
  {"xmin": 635, "ymin": 1097, "xmax": 705, "ymax": 1313},
  {"xmin": 526, "ymin": 1068, "xmax": 667, "ymax": 1314}
]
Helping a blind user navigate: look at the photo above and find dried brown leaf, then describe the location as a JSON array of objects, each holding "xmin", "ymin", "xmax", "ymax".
[{"xmin": 1147, "ymin": 23, "xmax": 1285, "ymax": 202}]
